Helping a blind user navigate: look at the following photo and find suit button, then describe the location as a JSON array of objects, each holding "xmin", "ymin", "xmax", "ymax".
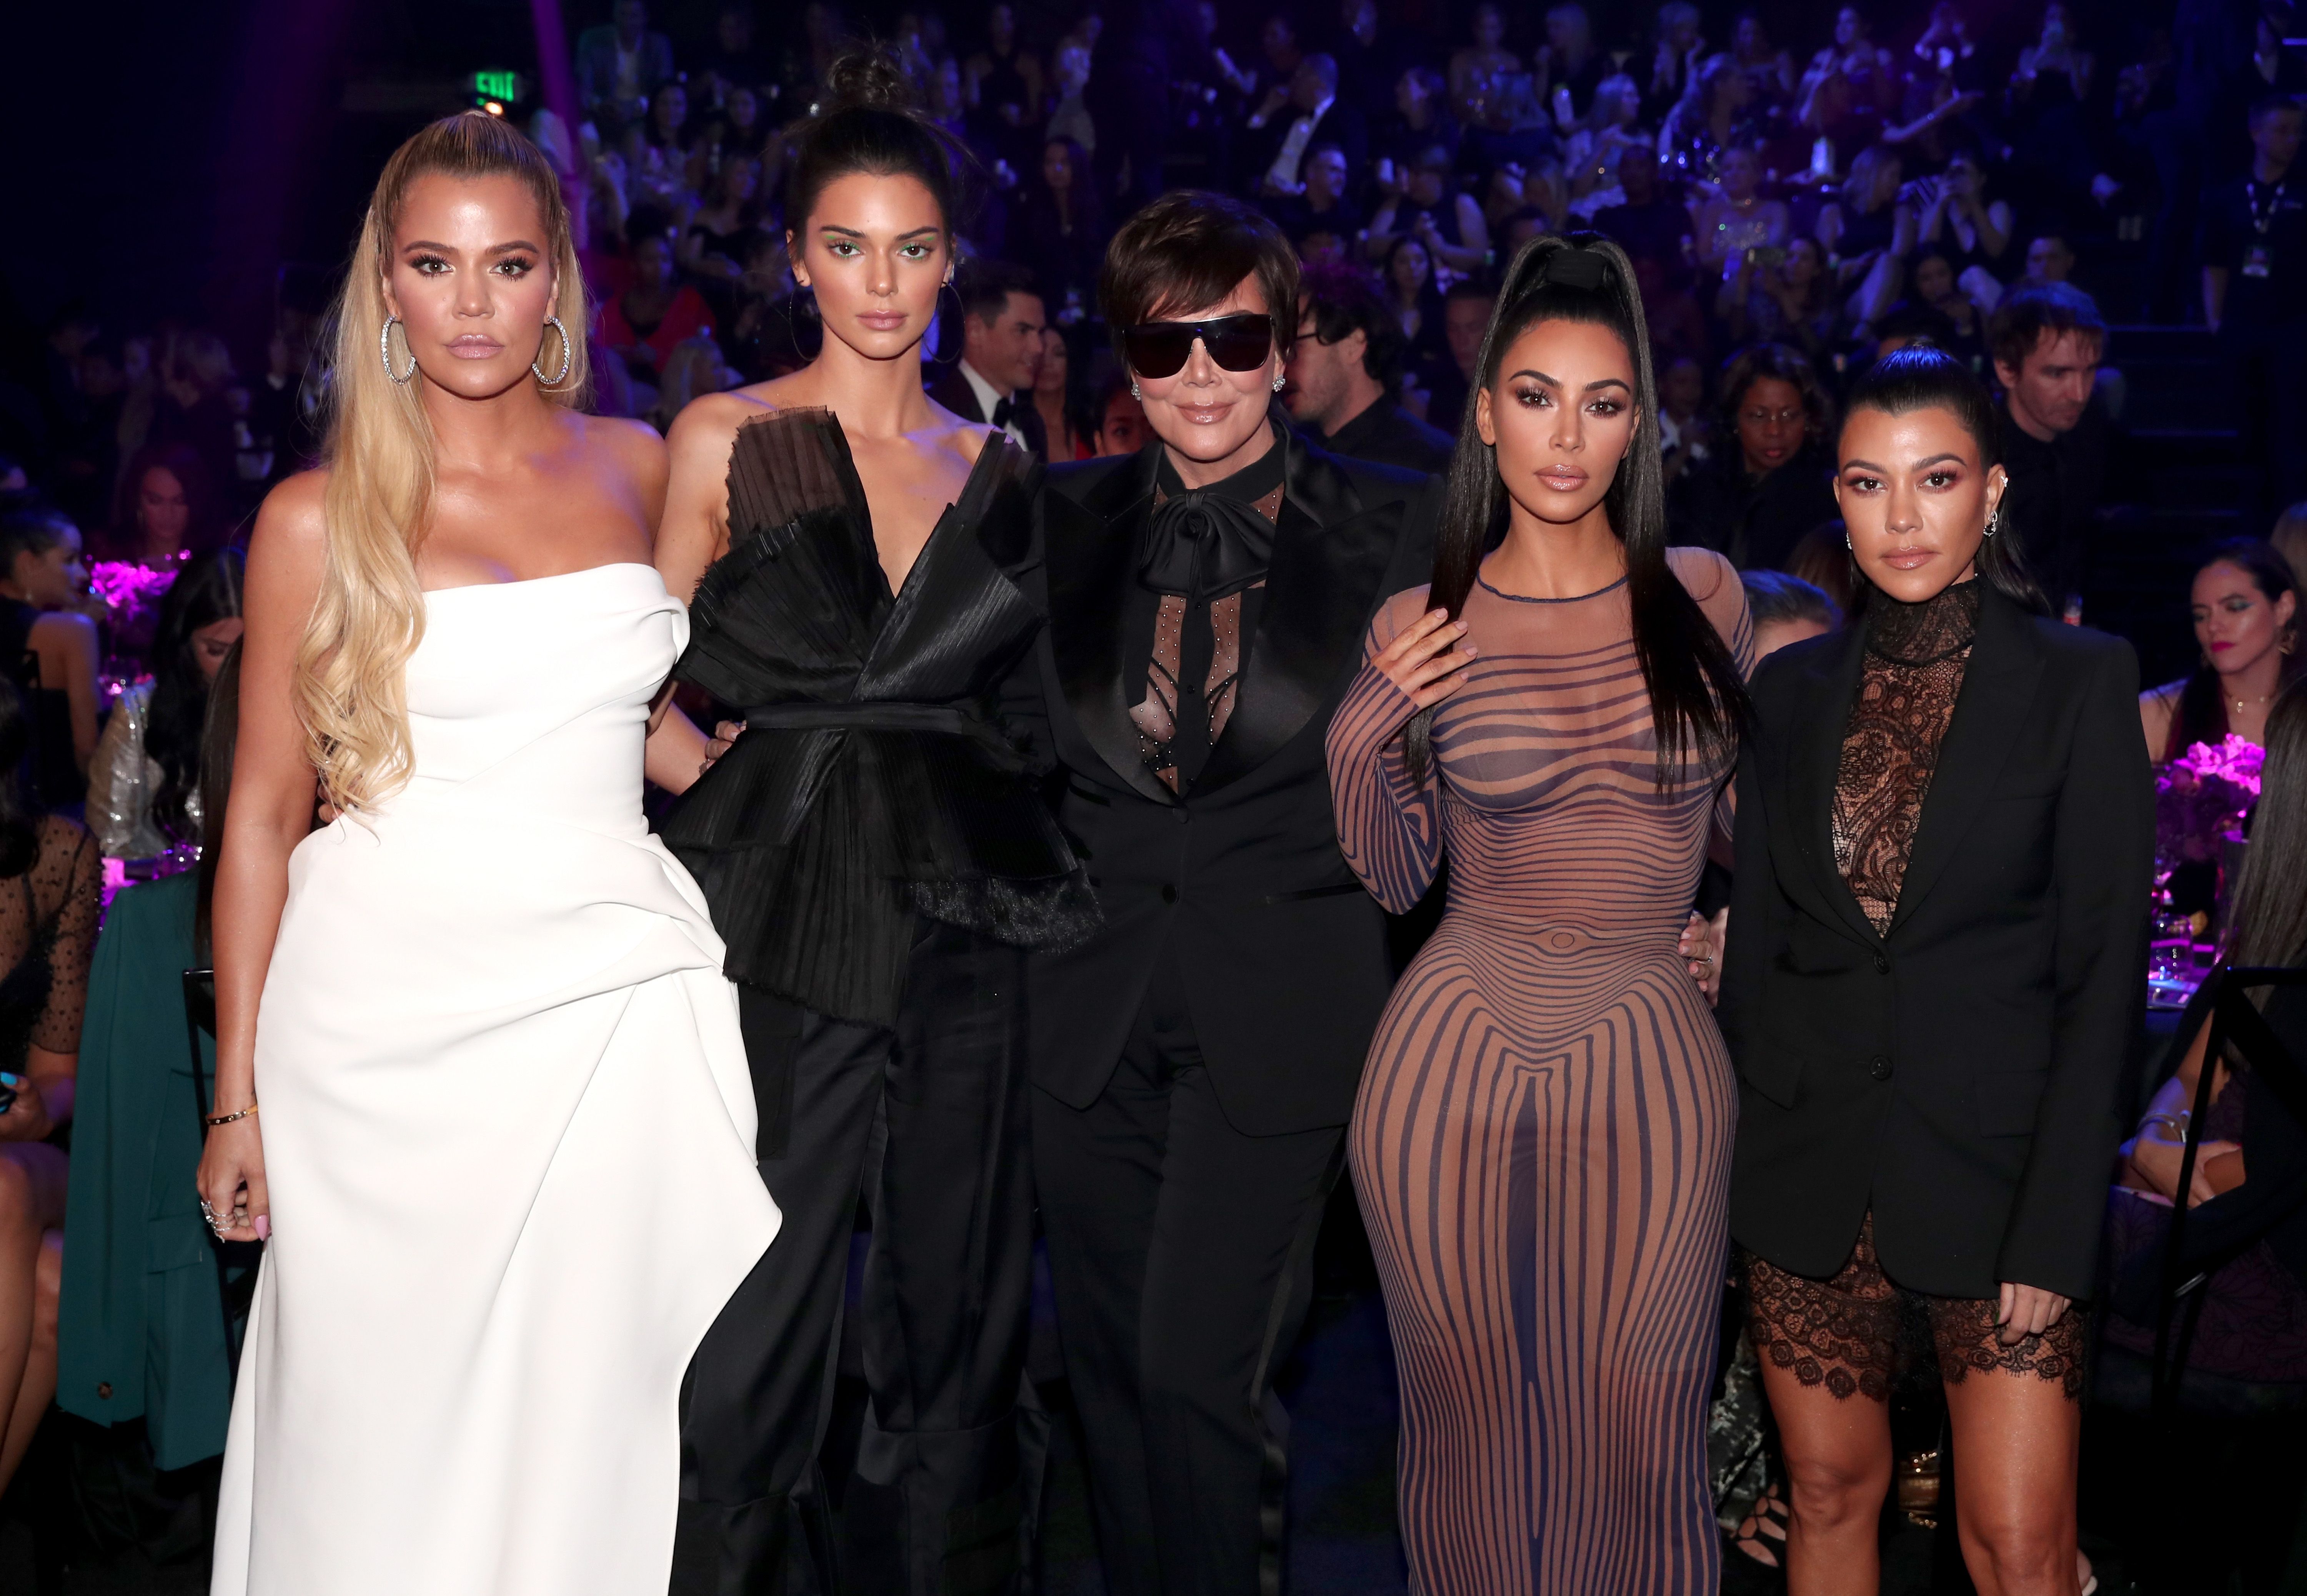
[
  {"xmin": 1873, "ymin": 953, "xmax": 1890, "ymax": 975},
  {"xmin": 1171, "ymin": 808, "xmax": 1189, "ymax": 825},
  {"xmin": 1869, "ymin": 1054, "xmax": 1893, "ymax": 1081},
  {"xmin": 1161, "ymin": 884, "xmax": 1177, "ymax": 904}
]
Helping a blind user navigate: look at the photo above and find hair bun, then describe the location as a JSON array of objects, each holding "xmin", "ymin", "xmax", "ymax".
[{"xmin": 822, "ymin": 47, "xmax": 923, "ymax": 115}]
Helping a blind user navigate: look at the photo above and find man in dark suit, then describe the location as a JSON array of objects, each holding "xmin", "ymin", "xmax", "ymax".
[
  {"xmin": 1282, "ymin": 258, "xmax": 1454, "ymax": 474},
  {"xmin": 575, "ymin": 0, "xmax": 675, "ymax": 133},
  {"xmin": 927, "ymin": 260, "xmax": 1050, "ymax": 457},
  {"xmin": 1006, "ymin": 192, "xmax": 1437, "ymax": 1596},
  {"xmin": 1242, "ymin": 55, "xmax": 1368, "ymax": 203}
]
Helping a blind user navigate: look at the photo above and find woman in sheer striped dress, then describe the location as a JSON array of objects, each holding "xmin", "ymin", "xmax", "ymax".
[{"xmin": 1327, "ymin": 235, "xmax": 1750, "ymax": 1594}]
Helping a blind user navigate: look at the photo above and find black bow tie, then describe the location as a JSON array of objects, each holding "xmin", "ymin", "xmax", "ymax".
[
  {"xmin": 989, "ymin": 395, "xmax": 1015, "ymax": 429},
  {"xmin": 1138, "ymin": 489, "xmax": 1275, "ymax": 605}
]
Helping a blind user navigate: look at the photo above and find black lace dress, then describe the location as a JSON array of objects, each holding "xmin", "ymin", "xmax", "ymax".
[
  {"xmin": 1744, "ymin": 581, "xmax": 2088, "ymax": 1401},
  {"xmin": 660, "ymin": 408, "xmax": 1096, "ymax": 1027}
]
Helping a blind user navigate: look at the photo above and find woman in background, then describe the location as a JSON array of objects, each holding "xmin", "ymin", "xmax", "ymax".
[
  {"xmin": 0, "ymin": 675, "xmax": 101, "ymax": 1499},
  {"xmin": 1668, "ymin": 342, "xmax": 1838, "ymax": 573},
  {"xmin": 1723, "ymin": 347, "xmax": 2151, "ymax": 1596},
  {"xmin": 88, "ymin": 548, "xmax": 243, "ymax": 864},
  {"xmin": 2140, "ymin": 538, "xmax": 2300, "ymax": 762},
  {"xmin": 1016, "ymin": 135, "xmax": 1104, "ymax": 321},
  {"xmin": 102, "ymin": 441, "xmax": 228, "ymax": 569},
  {"xmin": 1030, "ymin": 326, "xmax": 1085, "ymax": 459},
  {"xmin": 0, "ymin": 506, "xmax": 99, "ymax": 813},
  {"xmin": 1331, "ymin": 234, "xmax": 1752, "ymax": 1593}
]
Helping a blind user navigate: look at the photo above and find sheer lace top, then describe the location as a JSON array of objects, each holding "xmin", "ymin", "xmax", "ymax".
[{"xmin": 1831, "ymin": 580, "xmax": 1981, "ymax": 934}]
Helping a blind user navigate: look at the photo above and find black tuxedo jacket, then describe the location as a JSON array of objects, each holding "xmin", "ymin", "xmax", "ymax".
[
  {"xmin": 929, "ymin": 362, "xmax": 1049, "ymax": 459},
  {"xmin": 1007, "ymin": 423, "xmax": 1440, "ymax": 1134},
  {"xmin": 1720, "ymin": 586, "xmax": 2153, "ymax": 1301}
]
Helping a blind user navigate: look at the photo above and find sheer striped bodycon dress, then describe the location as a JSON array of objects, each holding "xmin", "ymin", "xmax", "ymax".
[{"xmin": 1327, "ymin": 547, "xmax": 1751, "ymax": 1594}]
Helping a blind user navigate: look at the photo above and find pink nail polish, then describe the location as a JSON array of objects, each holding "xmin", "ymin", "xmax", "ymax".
[{"xmin": 255, "ymin": 1216, "xmax": 271, "ymax": 1241}]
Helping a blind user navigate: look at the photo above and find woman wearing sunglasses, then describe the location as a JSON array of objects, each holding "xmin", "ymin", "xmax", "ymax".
[
  {"xmin": 646, "ymin": 51, "xmax": 1096, "ymax": 1594},
  {"xmin": 1015, "ymin": 189, "xmax": 1440, "ymax": 1595},
  {"xmin": 1327, "ymin": 234, "xmax": 1753, "ymax": 1592}
]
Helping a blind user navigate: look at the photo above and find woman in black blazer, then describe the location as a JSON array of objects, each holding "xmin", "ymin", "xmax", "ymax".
[{"xmin": 1718, "ymin": 348, "xmax": 2152, "ymax": 1596}]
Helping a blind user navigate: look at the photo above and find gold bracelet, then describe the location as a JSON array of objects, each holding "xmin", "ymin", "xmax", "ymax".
[{"xmin": 205, "ymin": 1102, "xmax": 259, "ymax": 1127}]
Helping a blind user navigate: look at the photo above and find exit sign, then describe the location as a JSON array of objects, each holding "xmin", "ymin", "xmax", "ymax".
[{"xmin": 472, "ymin": 70, "xmax": 525, "ymax": 103}]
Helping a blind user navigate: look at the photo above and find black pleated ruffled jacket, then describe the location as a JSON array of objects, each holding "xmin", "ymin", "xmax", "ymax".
[{"xmin": 661, "ymin": 408, "xmax": 1096, "ymax": 1027}]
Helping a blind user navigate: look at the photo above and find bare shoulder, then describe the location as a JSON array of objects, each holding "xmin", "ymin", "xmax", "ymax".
[
  {"xmin": 932, "ymin": 407, "xmax": 1002, "ymax": 469},
  {"xmin": 666, "ymin": 384, "xmax": 784, "ymax": 460},
  {"xmin": 576, "ymin": 411, "xmax": 669, "ymax": 491},
  {"xmin": 250, "ymin": 468, "xmax": 330, "ymax": 559}
]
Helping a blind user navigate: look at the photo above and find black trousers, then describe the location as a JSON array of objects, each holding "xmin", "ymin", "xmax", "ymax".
[
  {"xmin": 1031, "ymin": 943, "xmax": 1344, "ymax": 1596},
  {"xmin": 673, "ymin": 919, "xmax": 1037, "ymax": 1596}
]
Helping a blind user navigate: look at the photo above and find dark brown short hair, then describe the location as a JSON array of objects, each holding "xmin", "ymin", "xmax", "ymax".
[
  {"xmin": 1099, "ymin": 190, "xmax": 1300, "ymax": 366},
  {"xmin": 1986, "ymin": 280, "xmax": 2106, "ymax": 375},
  {"xmin": 1718, "ymin": 341, "xmax": 1835, "ymax": 447}
]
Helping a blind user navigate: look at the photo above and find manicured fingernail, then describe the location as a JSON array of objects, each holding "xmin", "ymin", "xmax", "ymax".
[
  {"xmin": 255, "ymin": 1216, "xmax": 271, "ymax": 1240},
  {"xmin": 1455, "ymin": 620, "xmax": 1469, "ymax": 631},
  {"xmin": 1461, "ymin": 645, "xmax": 1477, "ymax": 657}
]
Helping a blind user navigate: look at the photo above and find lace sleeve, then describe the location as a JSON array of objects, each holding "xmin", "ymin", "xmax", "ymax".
[{"xmin": 31, "ymin": 823, "xmax": 101, "ymax": 1056}]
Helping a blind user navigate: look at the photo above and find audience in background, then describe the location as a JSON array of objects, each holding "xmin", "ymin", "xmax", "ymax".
[
  {"xmin": 0, "ymin": 508, "xmax": 97, "ymax": 815},
  {"xmin": 2140, "ymin": 539, "xmax": 2302, "ymax": 762},
  {"xmin": 1030, "ymin": 328, "xmax": 1084, "ymax": 461},
  {"xmin": 0, "ymin": 674, "xmax": 101, "ymax": 1498},
  {"xmin": 1989, "ymin": 281, "xmax": 2110, "ymax": 617},
  {"xmin": 2202, "ymin": 95, "xmax": 2307, "ymax": 514},
  {"xmin": 1669, "ymin": 342, "xmax": 1838, "ymax": 572},
  {"xmin": 929, "ymin": 260, "xmax": 1047, "ymax": 455},
  {"xmin": 87, "ymin": 551, "xmax": 242, "ymax": 866},
  {"xmin": 1283, "ymin": 260, "xmax": 1451, "ymax": 473}
]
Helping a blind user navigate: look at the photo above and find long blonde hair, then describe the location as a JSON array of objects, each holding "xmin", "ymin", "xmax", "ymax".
[{"xmin": 303, "ymin": 111, "xmax": 590, "ymax": 812}]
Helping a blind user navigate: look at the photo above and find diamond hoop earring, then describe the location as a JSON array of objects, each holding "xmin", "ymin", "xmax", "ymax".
[
  {"xmin": 1272, "ymin": 374, "xmax": 1286, "ymax": 391},
  {"xmin": 1984, "ymin": 506, "xmax": 2000, "ymax": 538},
  {"xmin": 1130, "ymin": 381, "xmax": 1141, "ymax": 400},
  {"xmin": 379, "ymin": 316, "xmax": 416, "ymax": 384},
  {"xmin": 532, "ymin": 315, "xmax": 574, "ymax": 388}
]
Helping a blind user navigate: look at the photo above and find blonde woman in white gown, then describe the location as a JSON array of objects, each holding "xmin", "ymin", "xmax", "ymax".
[{"xmin": 195, "ymin": 113, "xmax": 779, "ymax": 1596}]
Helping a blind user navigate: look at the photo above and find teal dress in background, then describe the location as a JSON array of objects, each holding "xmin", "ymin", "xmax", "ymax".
[{"xmin": 57, "ymin": 871, "xmax": 233, "ymax": 1471}]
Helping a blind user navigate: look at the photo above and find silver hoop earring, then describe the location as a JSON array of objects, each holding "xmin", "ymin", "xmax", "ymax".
[
  {"xmin": 1984, "ymin": 507, "xmax": 2000, "ymax": 538},
  {"xmin": 379, "ymin": 316, "xmax": 416, "ymax": 384},
  {"xmin": 1272, "ymin": 374, "xmax": 1286, "ymax": 392},
  {"xmin": 532, "ymin": 315, "xmax": 573, "ymax": 388}
]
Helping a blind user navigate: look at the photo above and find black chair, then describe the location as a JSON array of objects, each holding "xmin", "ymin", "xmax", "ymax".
[{"xmin": 2144, "ymin": 963, "xmax": 2307, "ymax": 1424}]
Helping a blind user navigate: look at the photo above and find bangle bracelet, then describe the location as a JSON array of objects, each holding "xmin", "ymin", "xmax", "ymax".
[
  {"xmin": 205, "ymin": 1102, "xmax": 258, "ymax": 1127},
  {"xmin": 2138, "ymin": 1110, "xmax": 2188, "ymax": 1139}
]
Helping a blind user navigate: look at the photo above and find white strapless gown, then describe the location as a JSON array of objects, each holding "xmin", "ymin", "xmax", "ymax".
[{"xmin": 211, "ymin": 564, "xmax": 781, "ymax": 1596}]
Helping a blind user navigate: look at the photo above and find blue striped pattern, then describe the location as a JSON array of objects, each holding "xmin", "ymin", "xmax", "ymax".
[{"xmin": 1327, "ymin": 549, "xmax": 1750, "ymax": 1594}]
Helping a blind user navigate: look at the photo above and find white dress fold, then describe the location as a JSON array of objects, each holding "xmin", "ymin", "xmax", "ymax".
[{"xmin": 212, "ymin": 563, "xmax": 781, "ymax": 1596}]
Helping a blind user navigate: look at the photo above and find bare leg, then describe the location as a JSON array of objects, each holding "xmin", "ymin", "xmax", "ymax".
[
  {"xmin": 1760, "ymin": 1353, "xmax": 1894, "ymax": 1596},
  {"xmin": 1942, "ymin": 1363, "xmax": 2082, "ymax": 1596},
  {"xmin": 0, "ymin": 1232, "xmax": 63, "ymax": 1491},
  {"xmin": 0, "ymin": 1145, "xmax": 68, "ymax": 1497}
]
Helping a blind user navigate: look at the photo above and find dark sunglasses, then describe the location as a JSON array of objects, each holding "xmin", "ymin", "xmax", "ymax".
[{"xmin": 1122, "ymin": 313, "xmax": 1275, "ymax": 379}]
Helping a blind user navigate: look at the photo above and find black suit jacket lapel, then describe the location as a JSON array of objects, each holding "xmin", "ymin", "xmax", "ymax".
[
  {"xmin": 1886, "ymin": 587, "xmax": 2045, "ymax": 935},
  {"xmin": 1042, "ymin": 449, "xmax": 1178, "ymax": 804},
  {"xmin": 1780, "ymin": 625, "xmax": 1881, "ymax": 945},
  {"xmin": 1190, "ymin": 425, "xmax": 1405, "ymax": 796}
]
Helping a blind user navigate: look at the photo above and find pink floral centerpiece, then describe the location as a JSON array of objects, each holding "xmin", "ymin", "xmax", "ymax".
[
  {"xmin": 2155, "ymin": 734, "xmax": 2262, "ymax": 879},
  {"xmin": 88, "ymin": 558, "xmax": 178, "ymax": 619}
]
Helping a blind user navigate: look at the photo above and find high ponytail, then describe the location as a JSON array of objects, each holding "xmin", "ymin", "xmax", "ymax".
[
  {"xmin": 1407, "ymin": 232, "xmax": 1750, "ymax": 786},
  {"xmin": 788, "ymin": 47, "xmax": 979, "ymax": 236}
]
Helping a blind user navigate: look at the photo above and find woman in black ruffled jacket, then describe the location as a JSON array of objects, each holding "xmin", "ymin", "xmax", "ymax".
[{"xmin": 647, "ymin": 52, "xmax": 1094, "ymax": 1596}]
